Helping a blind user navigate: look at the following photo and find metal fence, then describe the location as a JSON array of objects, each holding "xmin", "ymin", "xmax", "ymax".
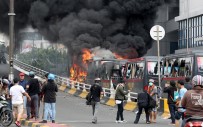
[{"xmin": 10, "ymin": 55, "xmax": 138, "ymax": 102}]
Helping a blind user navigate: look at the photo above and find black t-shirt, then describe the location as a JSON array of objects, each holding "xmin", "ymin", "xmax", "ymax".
[
  {"xmin": 90, "ymin": 84, "xmax": 102, "ymax": 102},
  {"xmin": 42, "ymin": 81, "xmax": 58, "ymax": 103},
  {"xmin": 27, "ymin": 78, "xmax": 40, "ymax": 96},
  {"xmin": 163, "ymin": 86, "xmax": 177, "ymax": 104},
  {"xmin": 184, "ymin": 82, "xmax": 192, "ymax": 90}
]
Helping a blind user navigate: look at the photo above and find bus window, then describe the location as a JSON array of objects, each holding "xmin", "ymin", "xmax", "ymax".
[
  {"xmin": 197, "ymin": 57, "xmax": 203, "ymax": 72},
  {"xmin": 126, "ymin": 61, "xmax": 145, "ymax": 79},
  {"xmin": 163, "ymin": 57, "xmax": 193, "ymax": 77},
  {"xmin": 148, "ymin": 61, "xmax": 161, "ymax": 75}
]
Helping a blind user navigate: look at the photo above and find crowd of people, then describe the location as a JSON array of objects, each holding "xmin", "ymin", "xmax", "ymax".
[
  {"xmin": 1, "ymin": 71, "xmax": 202, "ymax": 127},
  {"xmin": 0, "ymin": 71, "xmax": 58, "ymax": 127},
  {"xmin": 88, "ymin": 75, "xmax": 203, "ymax": 127}
]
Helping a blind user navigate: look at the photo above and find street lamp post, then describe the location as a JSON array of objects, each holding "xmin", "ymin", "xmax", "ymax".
[{"xmin": 8, "ymin": 0, "xmax": 15, "ymax": 81}]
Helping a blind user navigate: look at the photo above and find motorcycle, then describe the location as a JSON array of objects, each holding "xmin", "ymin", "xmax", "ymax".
[
  {"xmin": 0, "ymin": 95, "xmax": 13, "ymax": 127},
  {"xmin": 184, "ymin": 116, "xmax": 203, "ymax": 127},
  {"xmin": 0, "ymin": 55, "xmax": 6, "ymax": 64}
]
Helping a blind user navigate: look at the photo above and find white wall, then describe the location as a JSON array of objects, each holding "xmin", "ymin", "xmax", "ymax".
[{"xmin": 176, "ymin": 0, "xmax": 203, "ymax": 21}]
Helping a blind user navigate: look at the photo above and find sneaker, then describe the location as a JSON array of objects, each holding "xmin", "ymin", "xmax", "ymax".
[
  {"xmin": 39, "ymin": 120, "xmax": 47, "ymax": 123},
  {"xmin": 169, "ymin": 122, "xmax": 175, "ymax": 125},
  {"xmin": 146, "ymin": 121, "xmax": 150, "ymax": 124},
  {"xmin": 26, "ymin": 117, "xmax": 30, "ymax": 120},
  {"xmin": 52, "ymin": 120, "xmax": 55, "ymax": 123},
  {"xmin": 15, "ymin": 121, "xmax": 21, "ymax": 127},
  {"xmin": 115, "ymin": 120, "xmax": 119, "ymax": 123},
  {"xmin": 120, "ymin": 120, "xmax": 127, "ymax": 123},
  {"xmin": 134, "ymin": 121, "xmax": 138, "ymax": 124}
]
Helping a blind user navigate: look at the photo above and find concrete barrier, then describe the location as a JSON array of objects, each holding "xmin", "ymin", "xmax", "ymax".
[
  {"xmin": 159, "ymin": 98, "xmax": 170, "ymax": 119},
  {"xmin": 124, "ymin": 101, "xmax": 137, "ymax": 111},
  {"xmin": 58, "ymin": 84, "xmax": 67, "ymax": 92}
]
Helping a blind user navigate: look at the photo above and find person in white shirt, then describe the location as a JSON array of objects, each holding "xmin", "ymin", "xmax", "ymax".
[{"xmin": 10, "ymin": 78, "xmax": 31, "ymax": 127}]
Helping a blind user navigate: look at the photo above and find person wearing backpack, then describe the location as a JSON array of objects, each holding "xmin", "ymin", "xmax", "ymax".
[
  {"xmin": 134, "ymin": 89, "xmax": 150, "ymax": 124},
  {"xmin": 163, "ymin": 80, "xmax": 178, "ymax": 125},
  {"xmin": 89, "ymin": 78, "xmax": 103, "ymax": 124}
]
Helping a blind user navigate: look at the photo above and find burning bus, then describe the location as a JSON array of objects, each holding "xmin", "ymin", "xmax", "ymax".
[
  {"xmin": 161, "ymin": 50, "xmax": 203, "ymax": 89},
  {"xmin": 86, "ymin": 56, "xmax": 160, "ymax": 93}
]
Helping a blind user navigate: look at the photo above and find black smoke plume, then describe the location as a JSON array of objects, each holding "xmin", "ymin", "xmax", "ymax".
[{"xmin": 0, "ymin": 0, "xmax": 171, "ymax": 59}]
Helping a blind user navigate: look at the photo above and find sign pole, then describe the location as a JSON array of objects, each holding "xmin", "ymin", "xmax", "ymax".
[
  {"xmin": 150, "ymin": 25, "xmax": 165, "ymax": 88},
  {"xmin": 157, "ymin": 26, "xmax": 161, "ymax": 87}
]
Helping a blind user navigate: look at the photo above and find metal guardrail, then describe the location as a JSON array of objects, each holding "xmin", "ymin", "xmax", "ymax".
[{"xmin": 9, "ymin": 54, "xmax": 138, "ymax": 101}]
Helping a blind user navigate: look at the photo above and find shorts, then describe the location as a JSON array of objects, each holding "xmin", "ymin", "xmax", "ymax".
[
  {"xmin": 151, "ymin": 107, "xmax": 157, "ymax": 112},
  {"xmin": 12, "ymin": 103, "xmax": 23, "ymax": 115}
]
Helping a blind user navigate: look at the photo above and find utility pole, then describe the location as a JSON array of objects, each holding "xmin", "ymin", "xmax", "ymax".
[{"xmin": 8, "ymin": 0, "xmax": 15, "ymax": 81}]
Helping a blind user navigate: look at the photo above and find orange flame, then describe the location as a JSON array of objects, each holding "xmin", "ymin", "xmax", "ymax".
[
  {"xmin": 70, "ymin": 49, "xmax": 93, "ymax": 82},
  {"xmin": 82, "ymin": 49, "xmax": 92, "ymax": 64},
  {"xmin": 113, "ymin": 53, "xmax": 125, "ymax": 59}
]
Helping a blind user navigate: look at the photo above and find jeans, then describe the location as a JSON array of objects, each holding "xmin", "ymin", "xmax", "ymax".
[
  {"xmin": 135, "ymin": 106, "xmax": 150, "ymax": 123},
  {"xmin": 43, "ymin": 103, "xmax": 56, "ymax": 121},
  {"xmin": 92, "ymin": 102, "xmax": 99, "ymax": 122},
  {"xmin": 116, "ymin": 101, "xmax": 124, "ymax": 121},
  {"xmin": 27, "ymin": 94, "xmax": 39, "ymax": 118},
  {"xmin": 23, "ymin": 96, "xmax": 27, "ymax": 108},
  {"xmin": 168, "ymin": 104, "xmax": 176, "ymax": 123}
]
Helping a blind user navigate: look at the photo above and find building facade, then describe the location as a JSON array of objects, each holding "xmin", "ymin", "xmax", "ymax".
[
  {"xmin": 175, "ymin": 0, "xmax": 203, "ymax": 49},
  {"xmin": 147, "ymin": 0, "xmax": 179, "ymax": 56}
]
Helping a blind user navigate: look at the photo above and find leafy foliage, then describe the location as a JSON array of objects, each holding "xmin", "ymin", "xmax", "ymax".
[{"xmin": 17, "ymin": 47, "xmax": 71, "ymax": 76}]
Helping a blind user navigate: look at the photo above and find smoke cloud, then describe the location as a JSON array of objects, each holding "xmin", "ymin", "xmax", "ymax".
[{"xmin": 0, "ymin": 0, "xmax": 171, "ymax": 59}]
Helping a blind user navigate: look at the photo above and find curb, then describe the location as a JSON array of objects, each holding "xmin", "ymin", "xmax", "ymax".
[
  {"xmin": 20, "ymin": 119, "xmax": 68, "ymax": 127},
  {"xmin": 20, "ymin": 119, "xmax": 48, "ymax": 127}
]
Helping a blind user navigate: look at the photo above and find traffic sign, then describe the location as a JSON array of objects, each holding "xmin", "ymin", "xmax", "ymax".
[{"xmin": 150, "ymin": 25, "xmax": 165, "ymax": 41}]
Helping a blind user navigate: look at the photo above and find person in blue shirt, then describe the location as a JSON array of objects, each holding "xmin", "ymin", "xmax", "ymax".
[
  {"xmin": 18, "ymin": 72, "xmax": 28, "ymax": 115},
  {"xmin": 175, "ymin": 80, "xmax": 187, "ymax": 127}
]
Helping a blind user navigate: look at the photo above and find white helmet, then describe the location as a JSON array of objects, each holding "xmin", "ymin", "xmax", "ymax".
[
  {"xmin": 192, "ymin": 75, "xmax": 203, "ymax": 87},
  {"xmin": 2, "ymin": 79, "xmax": 9, "ymax": 85}
]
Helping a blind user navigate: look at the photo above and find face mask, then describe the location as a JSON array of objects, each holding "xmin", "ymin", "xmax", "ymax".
[{"xmin": 149, "ymin": 82, "xmax": 153, "ymax": 86}]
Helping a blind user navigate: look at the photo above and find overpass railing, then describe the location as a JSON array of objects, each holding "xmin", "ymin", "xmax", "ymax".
[{"xmin": 10, "ymin": 55, "xmax": 138, "ymax": 101}]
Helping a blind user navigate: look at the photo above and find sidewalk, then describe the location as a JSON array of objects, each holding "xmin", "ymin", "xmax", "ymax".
[{"xmin": 20, "ymin": 119, "xmax": 69, "ymax": 127}]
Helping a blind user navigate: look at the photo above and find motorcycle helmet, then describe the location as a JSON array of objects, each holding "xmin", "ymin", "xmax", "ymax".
[
  {"xmin": 2, "ymin": 79, "xmax": 9, "ymax": 85},
  {"xmin": 48, "ymin": 73, "xmax": 55, "ymax": 80},
  {"xmin": 29, "ymin": 71, "xmax": 35, "ymax": 77},
  {"xmin": 192, "ymin": 75, "xmax": 203, "ymax": 87}
]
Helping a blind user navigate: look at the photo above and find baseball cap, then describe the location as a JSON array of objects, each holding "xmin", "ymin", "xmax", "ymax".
[
  {"xmin": 149, "ymin": 79, "xmax": 154, "ymax": 83},
  {"xmin": 19, "ymin": 72, "xmax": 25, "ymax": 76}
]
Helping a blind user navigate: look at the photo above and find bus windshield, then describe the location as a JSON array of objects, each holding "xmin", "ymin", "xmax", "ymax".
[{"xmin": 126, "ymin": 61, "xmax": 145, "ymax": 79}]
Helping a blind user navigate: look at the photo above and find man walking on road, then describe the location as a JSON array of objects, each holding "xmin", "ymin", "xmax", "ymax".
[
  {"xmin": 26, "ymin": 71, "xmax": 40, "ymax": 120},
  {"xmin": 10, "ymin": 78, "xmax": 31, "ymax": 127},
  {"xmin": 134, "ymin": 89, "xmax": 150, "ymax": 124},
  {"xmin": 40, "ymin": 73, "xmax": 58, "ymax": 123},
  {"xmin": 90, "ymin": 78, "xmax": 103, "ymax": 124},
  {"xmin": 19, "ymin": 72, "xmax": 28, "ymax": 115}
]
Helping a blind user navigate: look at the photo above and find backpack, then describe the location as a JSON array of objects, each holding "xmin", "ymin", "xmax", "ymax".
[
  {"xmin": 157, "ymin": 86, "xmax": 162, "ymax": 98},
  {"xmin": 137, "ymin": 92, "xmax": 148, "ymax": 107},
  {"xmin": 85, "ymin": 92, "xmax": 92, "ymax": 105}
]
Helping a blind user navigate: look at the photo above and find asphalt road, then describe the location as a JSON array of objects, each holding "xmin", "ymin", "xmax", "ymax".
[{"xmin": 0, "ymin": 64, "xmax": 174, "ymax": 127}]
